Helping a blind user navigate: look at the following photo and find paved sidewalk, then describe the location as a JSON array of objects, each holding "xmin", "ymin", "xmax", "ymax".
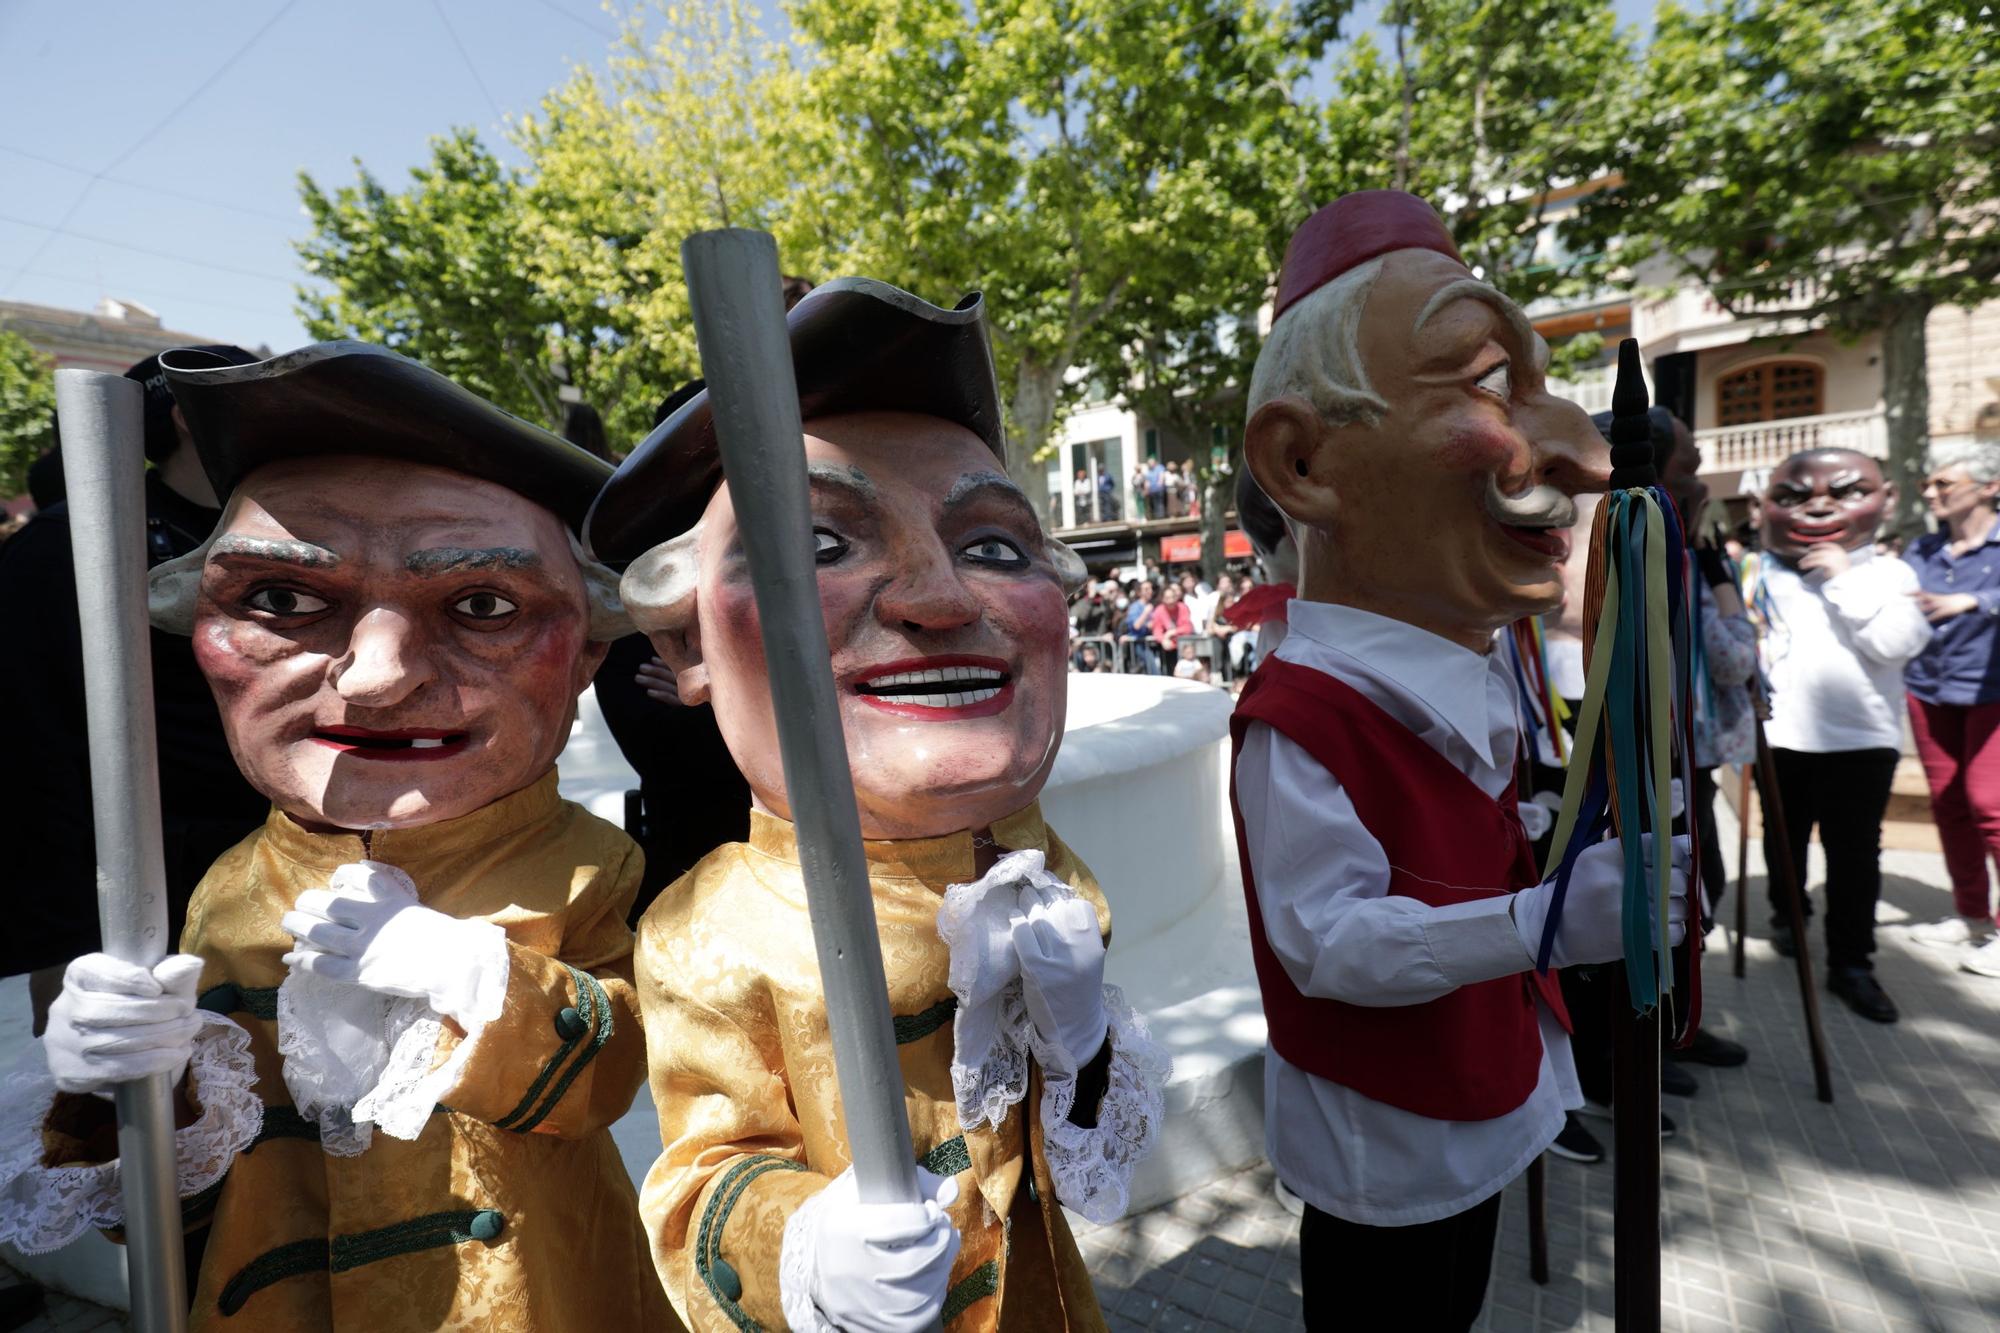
[{"xmin": 1074, "ymin": 808, "xmax": 2000, "ymax": 1331}]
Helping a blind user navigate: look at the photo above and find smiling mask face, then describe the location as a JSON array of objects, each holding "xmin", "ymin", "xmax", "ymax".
[
  {"xmin": 190, "ymin": 456, "xmax": 605, "ymax": 831},
  {"xmin": 665, "ymin": 411, "xmax": 1071, "ymax": 841},
  {"xmin": 1756, "ymin": 450, "xmax": 1890, "ymax": 563}
]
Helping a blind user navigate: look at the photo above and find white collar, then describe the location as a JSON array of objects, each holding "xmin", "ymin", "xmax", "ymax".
[{"xmin": 1284, "ymin": 600, "xmax": 1505, "ymax": 767}]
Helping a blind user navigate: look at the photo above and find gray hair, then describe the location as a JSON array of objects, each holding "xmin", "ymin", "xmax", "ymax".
[
  {"xmin": 1927, "ymin": 438, "xmax": 2000, "ymax": 485},
  {"xmin": 620, "ymin": 519, "xmax": 1088, "ymax": 636},
  {"xmin": 1246, "ymin": 257, "xmax": 1388, "ymax": 427},
  {"xmin": 148, "ymin": 526, "xmax": 632, "ymax": 641}
]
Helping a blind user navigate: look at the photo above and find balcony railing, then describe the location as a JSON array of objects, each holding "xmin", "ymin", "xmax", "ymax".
[
  {"xmin": 1694, "ymin": 409, "xmax": 1886, "ymax": 476},
  {"xmin": 1548, "ymin": 366, "xmax": 1619, "ymax": 415}
]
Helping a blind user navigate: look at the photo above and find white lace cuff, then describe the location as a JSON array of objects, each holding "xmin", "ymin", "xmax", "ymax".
[
  {"xmin": 1038, "ymin": 986, "xmax": 1170, "ymax": 1225},
  {"xmin": 0, "ymin": 1011, "xmax": 261, "ymax": 1254},
  {"xmin": 779, "ymin": 1187, "xmax": 837, "ymax": 1333}
]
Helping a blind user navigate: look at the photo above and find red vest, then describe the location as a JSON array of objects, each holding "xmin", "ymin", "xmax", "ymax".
[{"xmin": 1229, "ymin": 658, "xmax": 1570, "ymax": 1121}]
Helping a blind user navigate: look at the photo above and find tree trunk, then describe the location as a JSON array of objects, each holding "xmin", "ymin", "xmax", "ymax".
[
  {"xmin": 1199, "ymin": 452, "xmax": 1237, "ymax": 584},
  {"xmin": 1009, "ymin": 357, "xmax": 1064, "ymax": 529},
  {"xmin": 1881, "ymin": 295, "xmax": 1933, "ymax": 539}
]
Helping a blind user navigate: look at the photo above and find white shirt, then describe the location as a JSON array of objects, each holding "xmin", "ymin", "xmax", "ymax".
[
  {"xmin": 1759, "ymin": 546, "xmax": 1932, "ymax": 753},
  {"xmin": 1236, "ymin": 601, "xmax": 1578, "ymax": 1226}
]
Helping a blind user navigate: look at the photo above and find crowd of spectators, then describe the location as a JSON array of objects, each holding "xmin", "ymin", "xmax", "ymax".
[{"xmin": 1067, "ymin": 562, "xmax": 1266, "ymax": 684}]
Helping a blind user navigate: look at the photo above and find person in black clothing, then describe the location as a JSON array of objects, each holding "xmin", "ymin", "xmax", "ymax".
[
  {"xmin": 0, "ymin": 346, "xmax": 269, "ymax": 1032},
  {"xmin": 583, "ymin": 381, "xmax": 753, "ymax": 925}
]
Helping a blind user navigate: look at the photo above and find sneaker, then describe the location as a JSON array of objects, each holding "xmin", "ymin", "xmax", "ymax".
[
  {"xmin": 1676, "ymin": 1029, "xmax": 1750, "ymax": 1068},
  {"xmin": 1549, "ymin": 1113, "xmax": 1605, "ymax": 1163},
  {"xmin": 1961, "ymin": 936, "xmax": 2000, "ymax": 979},
  {"xmin": 1769, "ymin": 923, "xmax": 1798, "ymax": 958},
  {"xmin": 1908, "ymin": 915, "xmax": 1997, "ymax": 949},
  {"xmin": 1577, "ymin": 1101, "xmax": 1677, "ymax": 1138},
  {"xmin": 1827, "ymin": 967, "xmax": 1899, "ymax": 1023},
  {"xmin": 1661, "ymin": 1059, "xmax": 1700, "ymax": 1097}
]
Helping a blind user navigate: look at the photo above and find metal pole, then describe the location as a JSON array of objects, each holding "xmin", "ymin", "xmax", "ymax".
[
  {"xmin": 679, "ymin": 229, "xmax": 921, "ymax": 1206},
  {"xmin": 53, "ymin": 370, "xmax": 189, "ymax": 1333},
  {"xmin": 1754, "ymin": 726, "xmax": 1836, "ymax": 1104}
]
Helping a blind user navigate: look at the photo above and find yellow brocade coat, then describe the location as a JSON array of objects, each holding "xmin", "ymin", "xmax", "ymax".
[
  {"xmin": 635, "ymin": 802, "xmax": 1110, "ymax": 1333},
  {"xmin": 155, "ymin": 773, "xmax": 673, "ymax": 1331}
]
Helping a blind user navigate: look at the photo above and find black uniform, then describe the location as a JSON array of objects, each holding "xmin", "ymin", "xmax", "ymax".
[{"xmin": 0, "ymin": 472, "xmax": 267, "ymax": 976}]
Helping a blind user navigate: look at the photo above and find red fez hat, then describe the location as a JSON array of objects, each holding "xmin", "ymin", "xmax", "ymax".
[{"xmin": 1272, "ymin": 190, "xmax": 1464, "ymax": 321}]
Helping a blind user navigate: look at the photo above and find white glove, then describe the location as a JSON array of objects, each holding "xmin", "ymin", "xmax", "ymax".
[
  {"xmin": 281, "ymin": 861, "xmax": 507, "ymax": 1027},
  {"xmin": 44, "ymin": 953, "xmax": 206, "ymax": 1095},
  {"xmin": 799, "ymin": 1166, "xmax": 961, "ymax": 1333},
  {"xmin": 1012, "ymin": 879, "xmax": 1109, "ymax": 1074},
  {"xmin": 1512, "ymin": 833, "xmax": 1691, "ymax": 969}
]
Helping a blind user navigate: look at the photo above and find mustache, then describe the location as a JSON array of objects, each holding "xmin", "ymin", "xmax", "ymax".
[{"xmin": 1483, "ymin": 474, "xmax": 1577, "ymax": 529}]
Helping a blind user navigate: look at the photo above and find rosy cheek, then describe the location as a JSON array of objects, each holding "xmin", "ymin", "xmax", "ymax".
[
  {"xmin": 1437, "ymin": 420, "xmax": 1526, "ymax": 475},
  {"xmin": 984, "ymin": 580, "xmax": 1071, "ymax": 651}
]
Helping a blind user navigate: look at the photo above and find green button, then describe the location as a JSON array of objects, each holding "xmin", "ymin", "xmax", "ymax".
[
  {"xmin": 555, "ymin": 1006, "xmax": 588, "ymax": 1040},
  {"xmin": 468, "ymin": 1209, "xmax": 505, "ymax": 1242},
  {"xmin": 712, "ymin": 1258, "xmax": 742, "ymax": 1302}
]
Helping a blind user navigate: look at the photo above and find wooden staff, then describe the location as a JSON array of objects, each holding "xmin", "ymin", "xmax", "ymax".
[
  {"xmin": 1734, "ymin": 762, "xmax": 1751, "ymax": 978},
  {"xmin": 1753, "ymin": 725, "xmax": 1835, "ymax": 1104},
  {"xmin": 53, "ymin": 370, "xmax": 189, "ymax": 1333},
  {"xmin": 1526, "ymin": 1156, "xmax": 1549, "ymax": 1285}
]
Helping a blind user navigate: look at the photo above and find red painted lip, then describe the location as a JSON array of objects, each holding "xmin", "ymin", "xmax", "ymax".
[
  {"xmin": 849, "ymin": 654, "xmax": 1014, "ymax": 721},
  {"xmin": 1497, "ymin": 522, "xmax": 1571, "ymax": 562},
  {"xmin": 1786, "ymin": 523, "xmax": 1848, "ymax": 544},
  {"xmin": 309, "ymin": 726, "xmax": 470, "ymax": 761}
]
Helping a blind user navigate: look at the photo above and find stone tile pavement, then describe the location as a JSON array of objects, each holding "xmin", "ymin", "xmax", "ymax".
[{"xmin": 10, "ymin": 807, "xmax": 2000, "ymax": 1332}]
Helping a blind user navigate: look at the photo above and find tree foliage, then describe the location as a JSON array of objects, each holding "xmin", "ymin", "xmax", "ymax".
[
  {"xmin": 1579, "ymin": 0, "xmax": 2000, "ymax": 533},
  {"xmin": 0, "ymin": 329, "xmax": 56, "ymax": 500},
  {"xmin": 789, "ymin": 0, "xmax": 1318, "ymax": 522}
]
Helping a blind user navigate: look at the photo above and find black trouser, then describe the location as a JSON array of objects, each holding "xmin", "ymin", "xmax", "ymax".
[
  {"xmin": 1299, "ymin": 1193, "xmax": 1501, "ymax": 1331},
  {"xmin": 1760, "ymin": 746, "xmax": 1900, "ymax": 971},
  {"xmin": 1693, "ymin": 766, "xmax": 1726, "ymax": 912}
]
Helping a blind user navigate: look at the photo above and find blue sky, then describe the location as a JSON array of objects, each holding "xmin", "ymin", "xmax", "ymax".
[{"xmin": 0, "ymin": 0, "xmax": 1656, "ymax": 356}]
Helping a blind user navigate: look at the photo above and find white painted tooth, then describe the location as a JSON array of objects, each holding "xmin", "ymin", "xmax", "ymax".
[{"xmin": 410, "ymin": 737, "xmax": 444, "ymax": 749}]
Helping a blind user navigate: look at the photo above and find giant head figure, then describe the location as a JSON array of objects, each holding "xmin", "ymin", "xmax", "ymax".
[
  {"xmin": 149, "ymin": 343, "xmax": 628, "ymax": 832},
  {"xmin": 1242, "ymin": 190, "xmax": 1609, "ymax": 651},
  {"xmin": 589, "ymin": 280, "xmax": 1085, "ymax": 841},
  {"xmin": 1754, "ymin": 447, "xmax": 1893, "ymax": 565}
]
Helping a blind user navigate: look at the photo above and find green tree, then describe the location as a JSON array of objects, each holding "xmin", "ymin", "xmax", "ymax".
[
  {"xmin": 792, "ymin": 0, "xmax": 1315, "ymax": 525},
  {"xmin": 1577, "ymin": 0, "xmax": 2000, "ymax": 535},
  {"xmin": 1314, "ymin": 0, "xmax": 1637, "ymax": 338},
  {"xmin": 0, "ymin": 329, "xmax": 56, "ymax": 499},
  {"xmin": 512, "ymin": 0, "xmax": 836, "ymax": 446},
  {"xmin": 296, "ymin": 130, "xmax": 575, "ymax": 430}
]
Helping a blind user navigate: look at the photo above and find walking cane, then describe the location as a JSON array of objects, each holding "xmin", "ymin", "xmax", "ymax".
[
  {"xmin": 679, "ymin": 229, "xmax": 926, "ymax": 1211},
  {"xmin": 52, "ymin": 371, "xmax": 189, "ymax": 1333},
  {"xmin": 1752, "ymin": 726, "xmax": 1835, "ymax": 1104},
  {"xmin": 1734, "ymin": 762, "xmax": 1751, "ymax": 978}
]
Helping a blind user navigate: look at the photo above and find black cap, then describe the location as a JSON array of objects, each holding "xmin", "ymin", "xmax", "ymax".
[
  {"xmin": 160, "ymin": 341, "xmax": 613, "ymax": 533},
  {"xmin": 585, "ymin": 277, "xmax": 1006, "ymax": 564},
  {"xmin": 124, "ymin": 344, "xmax": 259, "ymax": 463}
]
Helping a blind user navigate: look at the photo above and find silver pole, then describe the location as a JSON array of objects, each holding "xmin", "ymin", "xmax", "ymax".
[
  {"xmin": 53, "ymin": 371, "xmax": 190, "ymax": 1333},
  {"xmin": 680, "ymin": 230, "xmax": 921, "ymax": 1206}
]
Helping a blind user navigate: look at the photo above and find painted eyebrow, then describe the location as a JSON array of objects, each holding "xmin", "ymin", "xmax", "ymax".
[
  {"xmin": 806, "ymin": 462, "xmax": 878, "ymax": 502},
  {"xmin": 943, "ymin": 471, "xmax": 1035, "ymax": 518},
  {"xmin": 208, "ymin": 535, "xmax": 339, "ymax": 568},
  {"xmin": 1414, "ymin": 278, "xmax": 1541, "ymax": 362},
  {"xmin": 403, "ymin": 546, "xmax": 544, "ymax": 575}
]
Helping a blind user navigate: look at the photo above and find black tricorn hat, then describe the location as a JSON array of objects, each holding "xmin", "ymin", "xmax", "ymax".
[
  {"xmin": 160, "ymin": 341, "xmax": 613, "ymax": 533},
  {"xmin": 585, "ymin": 276, "xmax": 1007, "ymax": 565}
]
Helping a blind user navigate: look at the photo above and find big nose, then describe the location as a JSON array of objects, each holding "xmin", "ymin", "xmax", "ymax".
[
  {"xmin": 874, "ymin": 541, "xmax": 981, "ymax": 633},
  {"xmin": 330, "ymin": 608, "xmax": 437, "ymax": 707},
  {"xmin": 1524, "ymin": 391, "xmax": 1612, "ymax": 495}
]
